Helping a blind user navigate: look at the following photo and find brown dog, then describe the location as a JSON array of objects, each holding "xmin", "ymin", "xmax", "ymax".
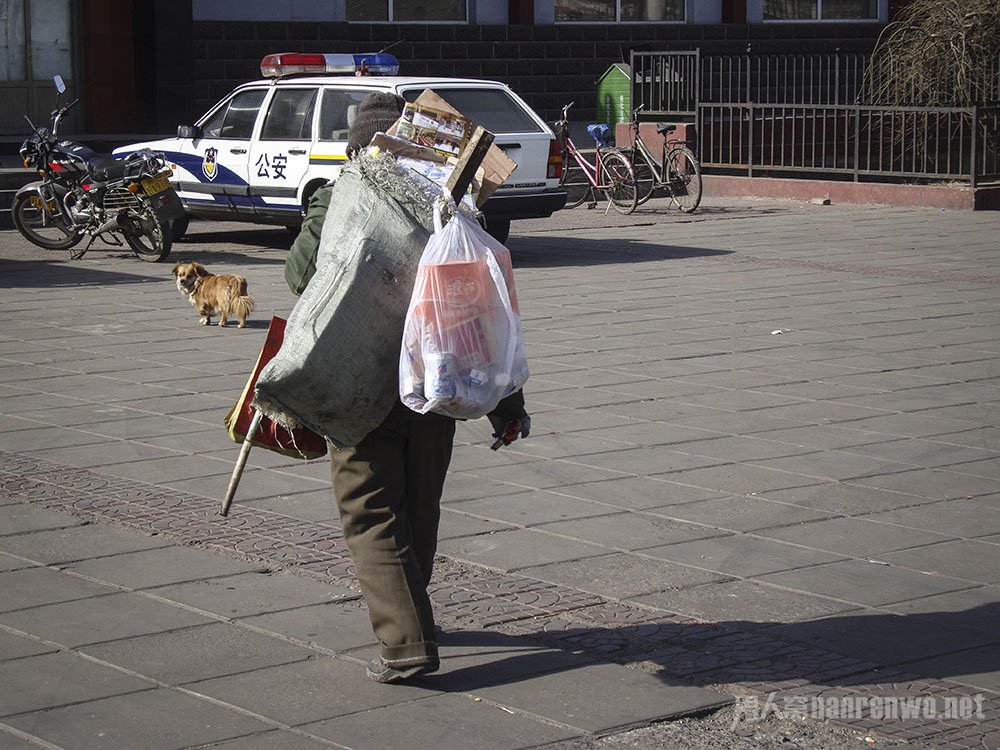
[{"xmin": 172, "ymin": 261, "xmax": 255, "ymax": 328}]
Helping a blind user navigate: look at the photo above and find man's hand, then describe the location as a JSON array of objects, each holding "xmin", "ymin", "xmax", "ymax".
[{"xmin": 488, "ymin": 414, "xmax": 531, "ymax": 450}]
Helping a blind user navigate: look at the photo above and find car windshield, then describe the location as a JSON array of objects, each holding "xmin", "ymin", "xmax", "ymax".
[{"xmin": 400, "ymin": 88, "xmax": 542, "ymax": 135}]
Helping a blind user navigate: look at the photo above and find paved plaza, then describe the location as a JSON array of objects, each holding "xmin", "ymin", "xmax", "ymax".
[{"xmin": 0, "ymin": 196, "xmax": 998, "ymax": 749}]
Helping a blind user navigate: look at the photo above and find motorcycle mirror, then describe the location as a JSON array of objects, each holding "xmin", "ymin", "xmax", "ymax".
[
  {"xmin": 177, "ymin": 124, "xmax": 200, "ymax": 139},
  {"xmin": 53, "ymin": 75, "xmax": 66, "ymax": 94}
]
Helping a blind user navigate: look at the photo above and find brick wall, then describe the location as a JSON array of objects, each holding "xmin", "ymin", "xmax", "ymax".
[{"xmin": 191, "ymin": 21, "xmax": 884, "ymax": 126}]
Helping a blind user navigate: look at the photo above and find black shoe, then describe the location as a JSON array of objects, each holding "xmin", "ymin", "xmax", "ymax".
[{"xmin": 366, "ymin": 656, "xmax": 439, "ymax": 684}]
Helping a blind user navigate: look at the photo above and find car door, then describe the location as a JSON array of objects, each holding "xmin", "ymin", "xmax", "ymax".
[
  {"xmin": 186, "ymin": 88, "xmax": 268, "ymax": 217},
  {"xmin": 248, "ymin": 86, "xmax": 317, "ymax": 223}
]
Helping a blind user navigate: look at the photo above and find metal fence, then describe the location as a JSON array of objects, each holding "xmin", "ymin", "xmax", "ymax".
[
  {"xmin": 631, "ymin": 50, "xmax": 1000, "ymax": 186},
  {"xmin": 699, "ymin": 104, "xmax": 1000, "ymax": 186}
]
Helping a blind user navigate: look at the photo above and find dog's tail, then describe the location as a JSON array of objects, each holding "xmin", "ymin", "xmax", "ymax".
[{"xmin": 224, "ymin": 277, "xmax": 255, "ymax": 319}]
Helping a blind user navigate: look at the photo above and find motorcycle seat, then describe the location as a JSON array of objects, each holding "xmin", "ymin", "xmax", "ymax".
[{"xmin": 89, "ymin": 155, "xmax": 130, "ymax": 182}]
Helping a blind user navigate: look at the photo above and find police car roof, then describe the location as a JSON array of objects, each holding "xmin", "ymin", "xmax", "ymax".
[{"xmin": 238, "ymin": 75, "xmax": 513, "ymax": 91}]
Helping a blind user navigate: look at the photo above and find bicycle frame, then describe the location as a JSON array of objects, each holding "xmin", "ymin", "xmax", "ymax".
[
  {"xmin": 555, "ymin": 102, "xmax": 637, "ymax": 215},
  {"xmin": 562, "ymin": 132, "xmax": 611, "ymax": 191}
]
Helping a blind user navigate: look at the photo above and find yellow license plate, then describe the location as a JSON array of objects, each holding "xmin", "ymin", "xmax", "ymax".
[{"xmin": 141, "ymin": 175, "xmax": 170, "ymax": 195}]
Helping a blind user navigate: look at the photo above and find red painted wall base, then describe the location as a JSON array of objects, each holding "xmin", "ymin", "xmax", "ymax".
[{"xmin": 702, "ymin": 175, "xmax": 1000, "ymax": 211}]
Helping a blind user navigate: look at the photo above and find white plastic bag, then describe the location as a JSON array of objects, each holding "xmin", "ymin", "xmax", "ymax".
[{"xmin": 399, "ymin": 209, "xmax": 528, "ymax": 419}]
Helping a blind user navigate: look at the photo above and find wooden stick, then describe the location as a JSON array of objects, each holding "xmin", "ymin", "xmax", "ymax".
[
  {"xmin": 446, "ymin": 126, "xmax": 494, "ymax": 204},
  {"xmin": 220, "ymin": 409, "xmax": 263, "ymax": 517}
]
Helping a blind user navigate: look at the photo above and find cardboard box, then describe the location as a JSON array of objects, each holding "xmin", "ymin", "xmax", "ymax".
[{"xmin": 390, "ymin": 89, "xmax": 517, "ymax": 207}]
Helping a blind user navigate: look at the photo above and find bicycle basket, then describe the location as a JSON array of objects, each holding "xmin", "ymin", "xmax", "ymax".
[{"xmin": 586, "ymin": 123, "xmax": 612, "ymax": 148}]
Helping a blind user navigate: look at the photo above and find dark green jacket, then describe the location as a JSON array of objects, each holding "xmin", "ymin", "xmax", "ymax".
[{"xmin": 285, "ymin": 184, "xmax": 334, "ymax": 296}]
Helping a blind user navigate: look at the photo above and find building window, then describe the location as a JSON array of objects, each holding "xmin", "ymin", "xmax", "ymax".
[
  {"xmin": 346, "ymin": 0, "xmax": 467, "ymax": 22},
  {"xmin": 763, "ymin": 0, "xmax": 877, "ymax": 19},
  {"xmin": 556, "ymin": 0, "xmax": 684, "ymax": 22}
]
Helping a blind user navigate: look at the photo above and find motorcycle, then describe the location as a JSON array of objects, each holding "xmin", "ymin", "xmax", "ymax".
[{"xmin": 12, "ymin": 75, "xmax": 184, "ymax": 262}]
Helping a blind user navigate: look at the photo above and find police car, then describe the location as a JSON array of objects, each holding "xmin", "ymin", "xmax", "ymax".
[{"xmin": 114, "ymin": 53, "xmax": 566, "ymax": 243}]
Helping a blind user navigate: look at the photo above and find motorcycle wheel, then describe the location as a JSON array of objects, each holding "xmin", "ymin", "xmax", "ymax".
[
  {"xmin": 12, "ymin": 192, "xmax": 83, "ymax": 250},
  {"xmin": 121, "ymin": 200, "xmax": 172, "ymax": 262}
]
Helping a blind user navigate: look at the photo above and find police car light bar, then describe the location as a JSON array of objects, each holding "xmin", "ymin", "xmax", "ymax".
[{"xmin": 260, "ymin": 52, "xmax": 400, "ymax": 78}]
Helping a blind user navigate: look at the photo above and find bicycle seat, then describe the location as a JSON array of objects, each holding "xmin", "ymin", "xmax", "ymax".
[
  {"xmin": 586, "ymin": 123, "xmax": 612, "ymax": 148},
  {"xmin": 656, "ymin": 123, "xmax": 677, "ymax": 135}
]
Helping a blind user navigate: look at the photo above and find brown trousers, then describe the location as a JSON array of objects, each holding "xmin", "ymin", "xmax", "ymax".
[{"xmin": 329, "ymin": 411, "xmax": 455, "ymax": 665}]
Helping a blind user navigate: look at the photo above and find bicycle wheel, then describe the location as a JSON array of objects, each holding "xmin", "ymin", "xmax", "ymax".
[
  {"xmin": 559, "ymin": 158, "xmax": 592, "ymax": 209},
  {"xmin": 630, "ymin": 147, "xmax": 658, "ymax": 206},
  {"xmin": 665, "ymin": 147, "xmax": 702, "ymax": 213},
  {"xmin": 599, "ymin": 149, "xmax": 637, "ymax": 215}
]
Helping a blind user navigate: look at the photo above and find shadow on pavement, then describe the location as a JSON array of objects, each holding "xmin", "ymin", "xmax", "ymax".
[
  {"xmin": 0, "ymin": 258, "xmax": 164, "ymax": 287},
  {"xmin": 508, "ymin": 236, "xmax": 734, "ymax": 268},
  {"xmin": 424, "ymin": 604, "xmax": 999, "ymax": 693}
]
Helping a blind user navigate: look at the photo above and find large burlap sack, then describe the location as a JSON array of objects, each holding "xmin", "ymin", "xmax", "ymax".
[{"xmin": 252, "ymin": 154, "xmax": 438, "ymax": 447}]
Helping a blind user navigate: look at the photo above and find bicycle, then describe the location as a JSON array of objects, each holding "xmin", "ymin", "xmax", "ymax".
[
  {"xmin": 627, "ymin": 104, "xmax": 703, "ymax": 212},
  {"xmin": 554, "ymin": 102, "xmax": 637, "ymax": 215}
]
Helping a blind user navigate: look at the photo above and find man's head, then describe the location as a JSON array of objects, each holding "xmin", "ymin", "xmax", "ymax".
[{"xmin": 346, "ymin": 91, "xmax": 406, "ymax": 158}]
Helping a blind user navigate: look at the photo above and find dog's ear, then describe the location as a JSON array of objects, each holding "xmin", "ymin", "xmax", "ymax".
[
  {"xmin": 171, "ymin": 262, "xmax": 182, "ymax": 277},
  {"xmin": 193, "ymin": 262, "xmax": 210, "ymax": 277}
]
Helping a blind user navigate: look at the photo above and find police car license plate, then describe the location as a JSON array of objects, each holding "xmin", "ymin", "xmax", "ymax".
[{"xmin": 141, "ymin": 175, "xmax": 170, "ymax": 195}]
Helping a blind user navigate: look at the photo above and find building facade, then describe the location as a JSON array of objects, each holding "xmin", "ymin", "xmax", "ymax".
[{"xmin": 1, "ymin": 0, "xmax": 896, "ymax": 142}]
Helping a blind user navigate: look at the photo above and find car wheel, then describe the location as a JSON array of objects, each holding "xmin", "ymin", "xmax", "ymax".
[{"xmin": 484, "ymin": 218, "xmax": 510, "ymax": 244}]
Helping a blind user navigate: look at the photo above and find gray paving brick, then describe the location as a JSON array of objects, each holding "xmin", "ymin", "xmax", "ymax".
[
  {"xmin": 0, "ymin": 567, "xmax": 117, "ymax": 613},
  {"xmin": 188, "ymin": 657, "xmax": 435, "ymax": 726},
  {"xmin": 202, "ymin": 731, "xmax": 338, "ymax": 750},
  {"xmin": 551, "ymin": 475, "xmax": 727, "ymax": 509},
  {"xmin": 758, "ymin": 517, "xmax": 953, "ymax": 557},
  {"xmin": 668, "ymin": 435, "xmax": 817, "ymax": 462},
  {"xmin": 465, "ymin": 660, "xmax": 729, "ymax": 733},
  {"xmin": 654, "ymin": 495, "xmax": 835, "ymax": 532},
  {"xmin": 81, "ymin": 622, "xmax": 315, "ymax": 685},
  {"xmin": 240, "ymin": 601, "xmax": 378, "ymax": 654},
  {"xmin": 65, "ymin": 545, "xmax": 262, "ymax": 589},
  {"xmin": 0, "ymin": 503, "xmax": 85, "ymax": 536},
  {"xmin": 631, "ymin": 579, "xmax": 861, "ymax": 626},
  {"xmin": 0, "ymin": 651, "xmax": 153, "ymax": 717},
  {"xmin": 521, "ymin": 553, "xmax": 727, "ymax": 599},
  {"xmin": 150, "ymin": 571, "xmax": 356, "ymax": 619},
  {"xmin": 863, "ymin": 499, "xmax": 1000, "ymax": 539},
  {"xmin": 303, "ymin": 692, "xmax": 579, "ymax": 749},
  {"xmin": 536, "ymin": 511, "xmax": 726, "ymax": 551},
  {"xmin": 5, "ymin": 687, "xmax": 269, "ymax": 749},
  {"xmin": 467, "ymin": 459, "xmax": 626, "ymax": 491},
  {"xmin": 0, "ymin": 524, "xmax": 172, "ymax": 565},
  {"xmin": 751, "ymin": 451, "xmax": 914, "ymax": 481},
  {"xmin": 879, "ymin": 540, "xmax": 1000, "ymax": 584},
  {"xmin": 651, "ymin": 463, "xmax": 818, "ymax": 495},
  {"xmin": 438, "ymin": 528, "xmax": 608, "ymax": 571},
  {"xmin": 840, "ymin": 437, "xmax": 996, "ymax": 469},
  {"xmin": 756, "ymin": 482, "xmax": 933, "ymax": 515},
  {"xmin": 451, "ymin": 489, "xmax": 620, "ymax": 526},
  {"xmin": 848, "ymin": 468, "xmax": 1000, "ymax": 500},
  {"xmin": 757, "ymin": 558, "xmax": 977, "ymax": 607},
  {"xmin": 0, "ymin": 553, "xmax": 34, "ymax": 572},
  {"xmin": 644, "ymin": 535, "xmax": 845, "ymax": 577},
  {"xmin": 0, "ymin": 630, "xmax": 55, "ymax": 661}
]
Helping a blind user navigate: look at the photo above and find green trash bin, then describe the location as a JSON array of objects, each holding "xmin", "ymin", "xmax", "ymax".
[{"xmin": 596, "ymin": 63, "xmax": 632, "ymax": 128}]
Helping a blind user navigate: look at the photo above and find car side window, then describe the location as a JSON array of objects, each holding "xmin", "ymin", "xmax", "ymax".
[
  {"xmin": 260, "ymin": 88, "xmax": 318, "ymax": 141},
  {"xmin": 201, "ymin": 89, "xmax": 267, "ymax": 140},
  {"xmin": 319, "ymin": 89, "xmax": 375, "ymax": 141},
  {"xmin": 401, "ymin": 88, "xmax": 542, "ymax": 135}
]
